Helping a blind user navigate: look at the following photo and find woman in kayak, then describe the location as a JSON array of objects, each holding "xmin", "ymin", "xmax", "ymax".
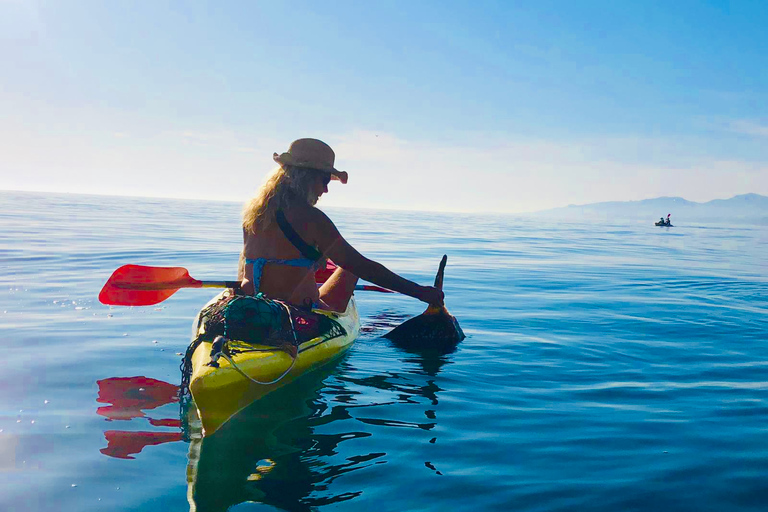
[{"xmin": 238, "ymin": 138, "xmax": 444, "ymax": 312}]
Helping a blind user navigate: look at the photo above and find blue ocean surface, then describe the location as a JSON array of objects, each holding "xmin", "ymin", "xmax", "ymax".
[{"xmin": 1, "ymin": 190, "xmax": 767, "ymax": 512}]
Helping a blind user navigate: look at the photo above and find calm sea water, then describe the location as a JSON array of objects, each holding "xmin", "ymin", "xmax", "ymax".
[{"xmin": 1, "ymin": 191, "xmax": 767, "ymax": 512}]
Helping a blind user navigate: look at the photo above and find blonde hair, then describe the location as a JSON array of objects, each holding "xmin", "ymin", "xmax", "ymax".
[{"xmin": 242, "ymin": 165, "xmax": 320, "ymax": 234}]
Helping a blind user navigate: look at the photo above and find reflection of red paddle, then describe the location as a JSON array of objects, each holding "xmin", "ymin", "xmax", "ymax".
[
  {"xmin": 99, "ymin": 262, "xmax": 392, "ymax": 306},
  {"xmin": 101, "ymin": 431, "xmax": 183, "ymax": 459},
  {"xmin": 96, "ymin": 377, "xmax": 179, "ymax": 421},
  {"xmin": 96, "ymin": 376, "xmax": 184, "ymax": 460}
]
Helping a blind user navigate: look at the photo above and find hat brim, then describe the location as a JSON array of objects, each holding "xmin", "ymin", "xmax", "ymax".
[{"xmin": 273, "ymin": 152, "xmax": 348, "ymax": 184}]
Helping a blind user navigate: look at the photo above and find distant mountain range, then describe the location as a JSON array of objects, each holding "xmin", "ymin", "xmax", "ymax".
[{"xmin": 531, "ymin": 193, "xmax": 768, "ymax": 223}]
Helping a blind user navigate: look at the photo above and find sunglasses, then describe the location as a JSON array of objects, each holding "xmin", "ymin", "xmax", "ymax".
[{"xmin": 321, "ymin": 174, "xmax": 332, "ymax": 186}]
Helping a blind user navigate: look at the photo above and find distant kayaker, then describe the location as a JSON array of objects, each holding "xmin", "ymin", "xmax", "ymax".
[{"xmin": 237, "ymin": 138, "xmax": 444, "ymax": 312}]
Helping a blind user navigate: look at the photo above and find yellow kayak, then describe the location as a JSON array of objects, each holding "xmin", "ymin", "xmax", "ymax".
[{"xmin": 187, "ymin": 291, "xmax": 360, "ymax": 435}]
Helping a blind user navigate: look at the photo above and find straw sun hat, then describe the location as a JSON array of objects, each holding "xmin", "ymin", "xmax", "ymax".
[{"xmin": 273, "ymin": 138, "xmax": 349, "ymax": 184}]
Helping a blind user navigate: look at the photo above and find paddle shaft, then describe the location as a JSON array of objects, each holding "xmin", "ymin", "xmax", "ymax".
[
  {"xmin": 195, "ymin": 280, "xmax": 392, "ymax": 293},
  {"xmin": 109, "ymin": 280, "xmax": 240, "ymax": 291},
  {"xmin": 99, "ymin": 264, "xmax": 395, "ymax": 307},
  {"xmin": 199, "ymin": 280, "xmax": 241, "ymax": 289}
]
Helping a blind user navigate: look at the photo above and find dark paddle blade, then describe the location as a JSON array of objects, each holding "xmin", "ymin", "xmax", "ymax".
[
  {"xmin": 384, "ymin": 309, "xmax": 465, "ymax": 346},
  {"xmin": 99, "ymin": 265, "xmax": 203, "ymax": 306},
  {"xmin": 384, "ymin": 254, "xmax": 465, "ymax": 347},
  {"xmin": 434, "ymin": 254, "xmax": 447, "ymax": 290}
]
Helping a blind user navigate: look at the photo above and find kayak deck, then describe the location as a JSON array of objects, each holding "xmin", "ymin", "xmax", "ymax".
[{"xmin": 188, "ymin": 292, "xmax": 360, "ymax": 435}]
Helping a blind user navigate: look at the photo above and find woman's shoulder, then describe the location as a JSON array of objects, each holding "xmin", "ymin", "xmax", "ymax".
[
  {"xmin": 292, "ymin": 206, "xmax": 341, "ymax": 244},
  {"xmin": 286, "ymin": 204, "xmax": 333, "ymax": 226}
]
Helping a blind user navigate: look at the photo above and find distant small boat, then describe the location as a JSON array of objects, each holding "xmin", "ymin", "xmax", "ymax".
[{"xmin": 655, "ymin": 221, "xmax": 673, "ymax": 227}]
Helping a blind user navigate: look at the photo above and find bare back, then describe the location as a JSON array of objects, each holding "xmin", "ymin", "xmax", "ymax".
[{"xmin": 242, "ymin": 205, "xmax": 323, "ymax": 306}]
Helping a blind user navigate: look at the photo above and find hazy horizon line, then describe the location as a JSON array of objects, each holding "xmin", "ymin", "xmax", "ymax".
[{"xmin": 2, "ymin": 187, "xmax": 766, "ymax": 216}]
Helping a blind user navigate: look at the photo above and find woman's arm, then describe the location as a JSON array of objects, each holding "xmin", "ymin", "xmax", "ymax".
[{"xmin": 312, "ymin": 210, "xmax": 444, "ymax": 306}]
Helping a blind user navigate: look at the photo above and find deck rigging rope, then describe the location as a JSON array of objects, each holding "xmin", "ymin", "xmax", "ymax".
[{"xmin": 179, "ymin": 292, "xmax": 345, "ymax": 399}]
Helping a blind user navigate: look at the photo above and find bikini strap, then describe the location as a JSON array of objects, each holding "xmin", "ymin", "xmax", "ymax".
[{"xmin": 275, "ymin": 210, "xmax": 322, "ymax": 262}]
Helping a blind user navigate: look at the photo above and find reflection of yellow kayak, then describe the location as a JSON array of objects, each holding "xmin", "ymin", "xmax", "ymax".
[
  {"xmin": 185, "ymin": 361, "xmax": 346, "ymax": 512},
  {"xmin": 188, "ymin": 291, "xmax": 360, "ymax": 435}
]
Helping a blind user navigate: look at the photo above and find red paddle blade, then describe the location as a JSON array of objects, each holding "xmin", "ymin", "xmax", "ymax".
[
  {"xmin": 315, "ymin": 260, "xmax": 338, "ymax": 284},
  {"xmin": 99, "ymin": 265, "xmax": 202, "ymax": 306},
  {"xmin": 357, "ymin": 285, "xmax": 394, "ymax": 293}
]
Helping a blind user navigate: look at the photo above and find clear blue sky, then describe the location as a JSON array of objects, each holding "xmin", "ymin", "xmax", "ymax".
[{"xmin": 2, "ymin": 0, "xmax": 767, "ymax": 212}]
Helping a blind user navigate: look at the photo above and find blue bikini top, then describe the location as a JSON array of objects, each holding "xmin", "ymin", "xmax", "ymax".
[{"xmin": 245, "ymin": 209, "xmax": 323, "ymax": 293}]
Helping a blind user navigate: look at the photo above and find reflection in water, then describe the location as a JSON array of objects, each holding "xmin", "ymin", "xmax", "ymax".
[
  {"xmin": 186, "ymin": 361, "xmax": 377, "ymax": 512},
  {"xmin": 186, "ymin": 328, "xmax": 462, "ymax": 512},
  {"xmin": 96, "ymin": 376, "xmax": 179, "ymax": 421},
  {"xmin": 96, "ymin": 377, "xmax": 183, "ymax": 459},
  {"xmin": 102, "ymin": 430, "xmax": 183, "ymax": 460},
  {"xmin": 95, "ymin": 326, "xmax": 462, "ymax": 510}
]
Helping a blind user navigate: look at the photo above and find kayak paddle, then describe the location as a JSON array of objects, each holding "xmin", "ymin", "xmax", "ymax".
[{"xmin": 99, "ymin": 264, "xmax": 392, "ymax": 306}]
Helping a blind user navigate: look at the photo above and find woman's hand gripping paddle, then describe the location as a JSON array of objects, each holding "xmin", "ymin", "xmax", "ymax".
[{"xmin": 99, "ymin": 263, "xmax": 393, "ymax": 307}]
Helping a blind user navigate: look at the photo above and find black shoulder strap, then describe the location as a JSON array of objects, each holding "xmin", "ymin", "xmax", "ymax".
[{"xmin": 275, "ymin": 210, "xmax": 322, "ymax": 261}]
